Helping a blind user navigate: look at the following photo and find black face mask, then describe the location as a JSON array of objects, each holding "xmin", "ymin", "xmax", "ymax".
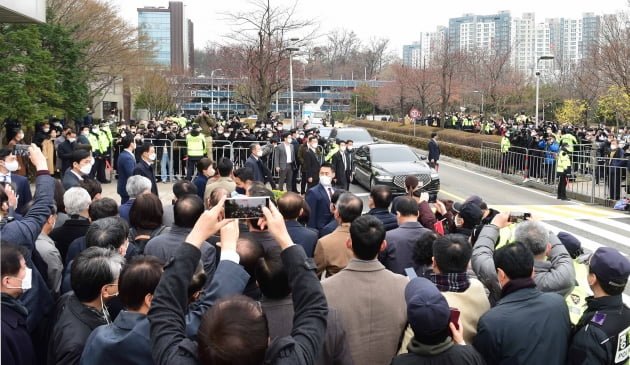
[{"xmin": 191, "ymin": 130, "xmax": 200, "ymax": 136}]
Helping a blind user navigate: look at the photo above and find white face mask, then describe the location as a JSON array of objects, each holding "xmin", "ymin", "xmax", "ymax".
[
  {"xmin": 611, "ymin": 145, "xmax": 618, "ymax": 150},
  {"xmin": 256, "ymin": 150, "xmax": 263, "ymax": 157},
  {"xmin": 43, "ymin": 128, "xmax": 50, "ymax": 133},
  {"xmin": 311, "ymin": 143, "xmax": 318, "ymax": 149},
  {"xmin": 68, "ymin": 138, "xmax": 77, "ymax": 143},
  {"xmin": 340, "ymin": 147, "xmax": 346, "ymax": 152},
  {"xmin": 7, "ymin": 268, "xmax": 32, "ymax": 291},
  {"xmin": 92, "ymin": 128, "xmax": 99, "ymax": 134},
  {"xmin": 148, "ymin": 153, "xmax": 157, "ymax": 161},
  {"xmin": 4, "ymin": 160, "xmax": 19, "ymax": 172},
  {"xmin": 79, "ymin": 164, "xmax": 92, "ymax": 175},
  {"xmin": 347, "ymin": 146, "xmax": 353, "ymax": 151},
  {"xmin": 319, "ymin": 175, "xmax": 332, "ymax": 186},
  {"xmin": 206, "ymin": 168, "xmax": 215, "ymax": 177},
  {"xmin": 82, "ymin": 130, "xmax": 90, "ymax": 136}
]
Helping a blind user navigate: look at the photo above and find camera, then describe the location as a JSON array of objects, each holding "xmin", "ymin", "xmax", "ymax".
[
  {"xmin": 12, "ymin": 145, "xmax": 29, "ymax": 157},
  {"xmin": 224, "ymin": 197, "xmax": 270, "ymax": 219},
  {"xmin": 508, "ymin": 212, "xmax": 531, "ymax": 223}
]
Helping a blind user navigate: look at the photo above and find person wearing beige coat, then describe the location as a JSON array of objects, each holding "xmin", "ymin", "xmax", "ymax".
[{"xmin": 323, "ymin": 215, "xmax": 409, "ymax": 365}]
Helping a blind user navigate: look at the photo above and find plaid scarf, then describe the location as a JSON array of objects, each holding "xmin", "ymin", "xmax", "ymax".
[{"xmin": 430, "ymin": 272, "xmax": 471, "ymax": 293}]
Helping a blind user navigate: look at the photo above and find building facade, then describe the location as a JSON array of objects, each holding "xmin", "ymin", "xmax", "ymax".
[{"xmin": 138, "ymin": 1, "xmax": 193, "ymax": 75}]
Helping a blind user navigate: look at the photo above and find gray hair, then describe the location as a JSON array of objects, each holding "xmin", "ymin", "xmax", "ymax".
[
  {"xmin": 70, "ymin": 246, "xmax": 125, "ymax": 302},
  {"xmin": 86, "ymin": 216, "xmax": 129, "ymax": 250},
  {"xmin": 63, "ymin": 187, "xmax": 91, "ymax": 216},
  {"xmin": 126, "ymin": 175, "xmax": 151, "ymax": 197},
  {"xmin": 514, "ymin": 220, "xmax": 549, "ymax": 256}
]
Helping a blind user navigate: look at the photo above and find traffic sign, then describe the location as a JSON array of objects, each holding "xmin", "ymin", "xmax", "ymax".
[{"xmin": 409, "ymin": 108, "xmax": 420, "ymax": 118}]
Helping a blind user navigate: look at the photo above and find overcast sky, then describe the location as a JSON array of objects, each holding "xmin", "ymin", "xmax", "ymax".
[{"xmin": 111, "ymin": 0, "xmax": 628, "ymax": 56}]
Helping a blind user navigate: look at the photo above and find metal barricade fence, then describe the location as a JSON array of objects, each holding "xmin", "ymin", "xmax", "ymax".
[{"xmin": 480, "ymin": 143, "xmax": 630, "ymax": 206}]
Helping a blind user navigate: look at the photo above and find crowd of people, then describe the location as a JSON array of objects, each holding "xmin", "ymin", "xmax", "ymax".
[{"xmin": 2, "ymin": 118, "xmax": 630, "ymax": 365}]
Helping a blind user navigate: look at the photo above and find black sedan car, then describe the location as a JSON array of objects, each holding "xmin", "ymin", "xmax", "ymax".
[{"xmin": 352, "ymin": 143, "xmax": 440, "ymax": 199}]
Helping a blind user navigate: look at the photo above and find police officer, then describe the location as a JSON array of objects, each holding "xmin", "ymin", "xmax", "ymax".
[
  {"xmin": 185, "ymin": 123, "xmax": 206, "ymax": 181},
  {"xmin": 500, "ymin": 131, "xmax": 512, "ymax": 173},
  {"xmin": 556, "ymin": 142, "xmax": 571, "ymax": 200},
  {"xmin": 568, "ymin": 247, "xmax": 630, "ymax": 365}
]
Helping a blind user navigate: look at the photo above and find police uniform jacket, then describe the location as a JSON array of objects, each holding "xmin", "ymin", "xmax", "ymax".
[{"xmin": 568, "ymin": 295, "xmax": 630, "ymax": 365}]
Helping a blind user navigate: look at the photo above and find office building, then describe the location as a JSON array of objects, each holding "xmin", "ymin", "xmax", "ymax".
[{"xmin": 138, "ymin": 1, "xmax": 193, "ymax": 74}]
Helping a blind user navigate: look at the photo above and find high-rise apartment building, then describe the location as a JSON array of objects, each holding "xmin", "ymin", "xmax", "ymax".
[
  {"xmin": 138, "ymin": 1, "xmax": 193, "ymax": 75},
  {"xmin": 403, "ymin": 10, "xmax": 607, "ymax": 75},
  {"xmin": 401, "ymin": 28, "xmax": 446, "ymax": 68},
  {"xmin": 448, "ymin": 11, "xmax": 512, "ymax": 53}
]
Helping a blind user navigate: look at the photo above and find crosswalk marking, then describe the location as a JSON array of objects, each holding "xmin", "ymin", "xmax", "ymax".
[{"xmin": 491, "ymin": 204, "xmax": 627, "ymax": 220}]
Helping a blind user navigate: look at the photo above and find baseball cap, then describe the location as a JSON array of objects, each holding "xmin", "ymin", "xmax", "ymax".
[
  {"xmin": 464, "ymin": 195, "xmax": 484, "ymax": 208},
  {"xmin": 589, "ymin": 247, "xmax": 630, "ymax": 288},
  {"xmin": 405, "ymin": 277, "xmax": 450, "ymax": 338},
  {"xmin": 453, "ymin": 201, "xmax": 483, "ymax": 225},
  {"xmin": 557, "ymin": 232, "xmax": 582, "ymax": 259}
]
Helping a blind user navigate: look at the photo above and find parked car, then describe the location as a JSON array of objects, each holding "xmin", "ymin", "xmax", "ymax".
[
  {"xmin": 352, "ymin": 143, "xmax": 440, "ymax": 200},
  {"xmin": 327, "ymin": 127, "xmax": 377, "ymax": 149}
]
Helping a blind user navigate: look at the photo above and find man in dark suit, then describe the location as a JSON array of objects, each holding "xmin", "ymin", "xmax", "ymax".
[
  {"xmin": 428, "ymin": 131, "xmax": 441, "ymax": 172},
  {"xmin": 379, "ymin": 196, "xmax": 432, "ymax": 275},
  {"xmin": 273, "ymin": 133, "xmax": 295, "ymax": 192},
  {"xmin": 132, "ymin": 142, "xmax": 158, "ymax": 196},
  {"xmin": 57, "ymin": 129, "xmax": 77, "ymax": 178},
  {"xmin": 305, "ymin": 163, "xmax": 335, "ymax": 231},
  {"xmin": 62, "ymin": 149, "xmax": 94, "ymax": 191},
  {"xmin": 304, "ymin": 136, "xmax": 321, "ymax": 190},
  {"xmin": 278, "ymin": 192, "xmax": 318, "ymax": 257},
  {"xmin": 244, "ymin": 143, "xmax": 269, "ymax": 185},
  {"xmin": 331, "ymin": 140, "xmax": 351, "ymax": 190},
  {"xmin": 49, "ymin": 186, "xmax": 92, "ymax": 263},
  {"xmin": 117, "ymin": 135, "xmax": 136, "ymax": 204},
  {"xmin": 0, "ymin": 148, "xmax": 33, "ymax": 214}
]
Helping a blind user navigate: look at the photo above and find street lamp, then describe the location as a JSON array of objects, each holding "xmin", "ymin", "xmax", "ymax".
[
  {"xmin": 210, "ymin": 68, "xmax": 222, "ymax": 117},
  {"xmin": 286, "ymin": 38, "xmax": 300, "ymax": 129},
  {"xmin": 535, "ymin": 55, "xmax": 554, "ymax": 128},
  {"xmin": 473, "ymin": 90, "xmax": 484, "ymax": 115}
]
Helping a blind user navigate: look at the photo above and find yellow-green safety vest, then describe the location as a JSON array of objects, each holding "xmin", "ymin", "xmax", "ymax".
[{"xmin": 186, "ymin": 133, "xmax": 206, "ymax": 157}]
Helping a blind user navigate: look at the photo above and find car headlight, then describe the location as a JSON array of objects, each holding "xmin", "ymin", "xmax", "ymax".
[
  {"xmin": 375, "ymin": 175, "xmax": 394, "ymax": 182},
  {"xmin": 431, "ymin": 173, "xmax": 439, "ymax": 179}
]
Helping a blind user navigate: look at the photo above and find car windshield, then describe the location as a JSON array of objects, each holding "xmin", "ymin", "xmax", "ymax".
[
  {"xmin": 371, "ymin": 146, "xmax": 419, "ymax": 163},
  {"xmin": 335, "ymin": 129, "xmax": 372, "ymax": 142},
  {"xmin": 319, "ymin": 127, "xmax": 333, "ymax": 138}
]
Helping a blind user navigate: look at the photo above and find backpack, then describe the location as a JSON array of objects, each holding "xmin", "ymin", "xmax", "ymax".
[{"xmin": 129, "ymin": 225, "xmax": 166, "ymax": 254}]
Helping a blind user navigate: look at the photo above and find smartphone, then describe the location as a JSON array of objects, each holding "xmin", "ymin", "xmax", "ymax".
[
  {"xmin": 449, "ymin": 308, "xmax": 461, "ymax": 330},
  {"xmin": 508, "ymin": 212, "xmax": 531, "ymax": 223},
  {"xmin": 12, "ymin": 145, "xmax": 29, "ymax": 157},
  {"xmin": 224, "ymin": 197, "xmax": 270, "ymax": 219}
]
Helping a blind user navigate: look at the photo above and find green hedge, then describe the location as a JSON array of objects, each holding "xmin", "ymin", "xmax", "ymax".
[{"xmin": 350, "ymin": 119, "xmax": 501, "ymax": 165}]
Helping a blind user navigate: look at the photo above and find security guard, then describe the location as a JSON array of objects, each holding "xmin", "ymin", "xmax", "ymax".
[
  {"xmin": 500, "ymin": 131, "xmax": 512, "ymax": 173},
  {"xmin": 185, "ymin": 123, "xmax": 206, "ymax": 180},
  {"xmin": 557, "ymin": 232, "xmax": 589, "ymax": 325},
  {"xmin": 556, "ymin": 142, "xmax": 571, "ymax": 200},
  {"xmin": 567, "ymin": 247, "xmax": 630, "ymax": 365}
]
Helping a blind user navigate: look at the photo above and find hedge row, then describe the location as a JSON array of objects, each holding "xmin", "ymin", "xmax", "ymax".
[{"xmin": 350, "ymin": 120, "xmax": 495, "ymax": 165}]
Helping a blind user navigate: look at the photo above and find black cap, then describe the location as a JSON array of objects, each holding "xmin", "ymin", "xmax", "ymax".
[
  {"xmin": 453, "ymin": 201, "xmax": 483, "ymax": 225},
  {"xmin": 405, "ymin": 277, "xmax": 450, "ymax": 338},
  {"xmin": 589, "ymin": 247, "xmax": 630, "ymax": 288}
]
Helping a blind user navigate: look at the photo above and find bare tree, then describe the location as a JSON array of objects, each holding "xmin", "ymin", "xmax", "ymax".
[
  {"xmin": 321, "ymin": 28, "xmax": 361, "ymax": 78},
  {"xmin": 432, "ymin": 34, "xmax": 463, "ymax": 126},
  {"xmin": 360, "ymin": 37, "xmax": 390, "ymax": 80},
  {"xmin": 221, "ymin": 0, "xmax": 317, "ymax": 117},
  {"xmin": 591, "ymin": 12, "xmax": 630, "ymax": 104},
  {"xmin": 48, "ymin": 0, "xmax": 153, "ymax": 108}
]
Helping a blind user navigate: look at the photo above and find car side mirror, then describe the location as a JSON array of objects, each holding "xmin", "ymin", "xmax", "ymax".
[
  {"xmin": 373, "ymin": 137, "xmax": 379, "ymax": 142},
  {"xmin": 419, "ymin": 155, "xmax": 427, "ymax": 161}
]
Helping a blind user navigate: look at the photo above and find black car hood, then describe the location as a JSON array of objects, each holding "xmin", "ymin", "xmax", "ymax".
[{"xmin": 372, "ymin": 161, "xmax": 431, "ymax": 175}]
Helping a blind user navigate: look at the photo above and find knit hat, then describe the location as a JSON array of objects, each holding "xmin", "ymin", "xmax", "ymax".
[{"xmin": 405, "ymin": 277, "xmax": 450, "ymax": 337}]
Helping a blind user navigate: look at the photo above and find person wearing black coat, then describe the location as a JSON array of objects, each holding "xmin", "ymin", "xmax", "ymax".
[
  {"xmin": 1, "ymin": 244, "xmax": 36, "ymax": 365},
  {"xmin": 132, "ymin": 143, "xmax": 158, "ymax": 196}
]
